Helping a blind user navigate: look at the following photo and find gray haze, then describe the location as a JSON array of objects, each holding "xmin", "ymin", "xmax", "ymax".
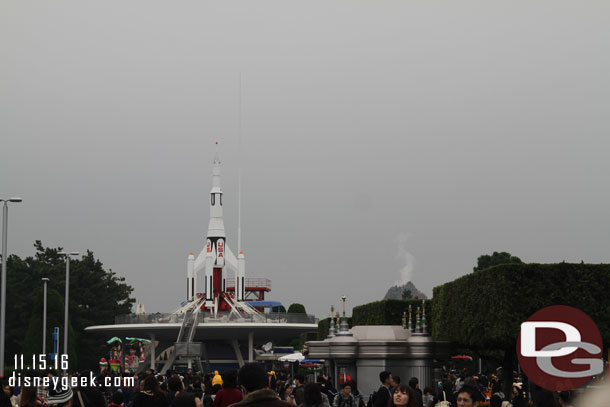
[{"xmin": 2, "ymin": 1, "xmax": 609, "ymax": 317}]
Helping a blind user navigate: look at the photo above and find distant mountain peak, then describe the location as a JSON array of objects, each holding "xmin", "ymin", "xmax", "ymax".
[{"xmin": 383, "ymin": 281, "xmax": 427, "ymax": 300}]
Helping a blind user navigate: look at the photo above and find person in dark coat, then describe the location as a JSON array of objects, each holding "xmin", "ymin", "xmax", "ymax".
[
  {"xmin": 132, "ymin": 376, "xmax": 169, "ymax": 407},
  {"xmin": 407, "ymin": 378, "xmax": 423, "ymax": 407},
  {"xmin": 372, "ymin": 372, "xmax": 392, "ymax": 407},
  {"xmin": 229, "ymin": 363, "xmax": 292, "ymax": 407}
]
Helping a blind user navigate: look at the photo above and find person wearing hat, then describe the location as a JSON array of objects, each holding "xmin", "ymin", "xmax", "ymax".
[
  {"xmin": 212, "ymin": 372, "xmax": 223, "ymax": 388},
  {"xmin": 47, "ymin": 386, "xmax": 74, "ymax": 407}
]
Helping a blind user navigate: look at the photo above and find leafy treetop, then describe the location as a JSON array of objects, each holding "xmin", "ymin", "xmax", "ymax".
[{"xmin": 473, "ymin": 251, "xmax": 522, "ymax": 272}]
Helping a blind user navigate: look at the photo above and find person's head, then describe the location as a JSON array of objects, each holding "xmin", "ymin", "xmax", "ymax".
[
  {"xmin": 19, "ymin": 387, "xmax": 39, "ymax": 407},
  {"xmin": 423, "ymin": 387, "xmax": 433, "ymax": 396},
  {"xmin": 512, "ymin": 382, "xmax": 522, "ymax": 397},
  {"xmin": 408, "ymin": 377, "xmax": 419, "ymax": 390},
  {"xmin": 238, "ymin": 363, "xmax": 268, "ymax": 394},
  {"xmin": 392, "ymin": 384, "xmax": 418, "ymax": 407},
  {"xmin": 1, "ymin": 381, "xmax": 10, "ymax": 397},
  {"xmin": 463, "ymin": 377, "xmax": 476, "ymax": 388},
  {"xmin": 380, "ymin": 371, "xmax": 393, "ymax": 386},
  {"xmin": 279, "ymin": 382, "xmax": 292, "ymax": 399},
  {"xmin": 47, "ymin": 386, "xmax": 74, "ymax": 407},
  {"xmin": 559, "ymin": 390, "xmax": 573, "ymax": 407},
  {"xmin": 143, "ymin": 375, "xmax": 161, "ymax": 395},
  {"xmin": 111, "ymin": 391, "xmax": 124, "ymax": 405},
  {"xmin": 341, "ymin": 382, "xmax": 352, "ymax": 396},
  {"xmin": 168, "ymin": 376, "xmax": 183, "ymax": 393},
  {"xmin": 294, "ymin": 375, "xmax": 304, "ymax": 386},
  {"xmin": 303, "ymin": 383, "xmax": 322, "ymax": 405},
  {"xmin": 222, "ymin": 371, "xmax": 238, "ymax": 389},
  {"xmin": 392, "ymin": 376, "xmax": 401, "ymax": 388},
  {"xmin": 456, "ymin": 385, "xmax": 479, "ymax": 407}
]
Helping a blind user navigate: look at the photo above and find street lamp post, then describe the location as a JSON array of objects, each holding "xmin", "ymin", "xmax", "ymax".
[
  {"xmin": 0, "ymin": 197, "xmax": 22, "ymax": 377},
  {"xmin": 58, "ymin": 251, "xmax": 78, "ymax": 373},
  {"xmin": 42, "ymin": 278, "xmax": 50, "ymax": 355}
]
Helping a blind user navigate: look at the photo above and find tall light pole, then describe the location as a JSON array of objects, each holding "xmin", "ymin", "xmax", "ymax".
[
  {"xmin": 42, "ymin": 278, "xmax": 50, "ymax": 355},
  {"xmin": 58, "ymin": 251, "xmax": 78, "ymax": 373},
  {"xmin": 0, "ymin": 197, "xmax": 22, "ymax": 377}
]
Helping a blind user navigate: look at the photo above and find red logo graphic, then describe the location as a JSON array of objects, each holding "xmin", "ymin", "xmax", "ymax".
[
  {"xmin": 217, "ymin": 240, "xmax": 224, "ymax": 258},
  {"xmin": 517, "ymin": 305, "xmax": 603, "ymax": 391}
]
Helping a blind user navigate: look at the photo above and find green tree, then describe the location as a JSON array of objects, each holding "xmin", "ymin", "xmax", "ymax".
[
  {"xmin": 23, "ymin": 288, "xmax": 78, "ymax": 366},
  {"xmin": 473, "ymin": 251, "xmax": 522, "ymax": 272},
  {"xmin": 287, "ymin": 303, "xmax": 307, "ymax": 314},
  {"xmin": 271, "ymin": 305, "xmax": 286, "ymax": 313},
  {"xmin": 5, "ymin": 241, "xmax": 134, "ymax": 370},
  {"xmin": 402, "ymin": 289, "xmax": 412, "ymax": 300},
  {"xmin": 432, "ymin": 262, "xmax": 610, "ymax": 395}
]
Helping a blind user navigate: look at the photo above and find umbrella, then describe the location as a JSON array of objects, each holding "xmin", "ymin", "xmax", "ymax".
[
  {"xmin": 278, "ymin": 352, "xmax": 305, "ymax": 362},
  {"xmin": 451, "ymin": 355, "xmax": 473, "ymax": 360}
]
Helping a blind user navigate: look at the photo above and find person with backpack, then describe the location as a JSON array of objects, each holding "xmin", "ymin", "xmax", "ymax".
[
  {"xmin": 369, "ymin": 371, "xmax": 392, "ymax": 407},
  {"xmin": 332, "ymin": 383, "xmax": 354, "ymax": 407}
]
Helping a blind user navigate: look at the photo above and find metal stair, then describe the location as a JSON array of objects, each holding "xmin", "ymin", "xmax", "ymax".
[{"xmin": 160, "ymin": 300, "xmax": 204, "ymax": 374}]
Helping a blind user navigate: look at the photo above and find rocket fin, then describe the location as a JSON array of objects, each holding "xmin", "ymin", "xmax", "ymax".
[
  {"xmin": 193, "ymin": 248, "xmax": 207, "ymax": 274},
  {"xmin": 225, "ymin": 245, "xmax": 239, "ymax": 273}
]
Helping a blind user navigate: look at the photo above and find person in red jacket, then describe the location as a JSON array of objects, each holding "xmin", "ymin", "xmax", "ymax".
[{"xmin": 214, "ymin": 371, "xmax": 243, "ymax": 407}]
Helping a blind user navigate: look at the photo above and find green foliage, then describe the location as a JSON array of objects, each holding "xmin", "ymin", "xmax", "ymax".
[
  {"xmin": 402, "ymin": 289, "xmax": 413, "ymax": 300},
  {"xmin": 432, "ymin": 263, "xmax": 610, "ymax": 349},
  {"xmin": 271, "ymin": 305, "xmax": 286, "ymax": 313},
  {"xmin": 317, "ymin": 317, "xmax": 352, "ymax": 340},
  {"xmin": 287, "ymin": 303, "xmax": 307, "ymax": 314},
  {"xmin": 6, "ymin": 241, "xmax": 134, "ymax": 370},
  {"xmin": 22, "ymin": 288, "xmax": 78, "ymax": 365},
  {"xmin": 473, "ymin": 251, "xmax": 522, "ymax": 272},
  {"xmin": 318, "ymin": 318, "xmax": 330, "ymax": 340},
  {"xmin": 352, "ymin": 299, "xmax": 432, "ymax": 329}
]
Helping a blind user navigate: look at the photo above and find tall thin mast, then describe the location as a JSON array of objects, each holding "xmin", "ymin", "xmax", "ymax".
[{"xmin": 237, "ymin": 72, "xmax": 242, "ymax": 254}]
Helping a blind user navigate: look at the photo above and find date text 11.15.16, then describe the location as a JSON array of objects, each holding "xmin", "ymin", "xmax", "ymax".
[{"xmin": 14, "ymin": 354, "xmax": 68, "ymax": 370}]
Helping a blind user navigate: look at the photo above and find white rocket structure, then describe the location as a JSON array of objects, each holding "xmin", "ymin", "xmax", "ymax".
[{"xmin": 187, "ymin": 145, "xmax": 246, "ymax": 308}]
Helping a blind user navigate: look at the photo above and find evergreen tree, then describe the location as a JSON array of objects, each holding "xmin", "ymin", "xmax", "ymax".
[
  {"xmin": 5, "ymin": 241, "xmax": 134, "ymax": 370},
  {"xmin": 287, "ymin": 303, "xmax": 306, "ymax": 314},
  {"xmin": 22, "ymin": 288, "xmax": 78, "ymax": 367}
]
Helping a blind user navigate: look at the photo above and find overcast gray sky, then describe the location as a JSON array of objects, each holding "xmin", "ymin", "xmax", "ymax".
[{"xmin": 2, "ymin": 1, "xmax": 609, "ymax": 317}]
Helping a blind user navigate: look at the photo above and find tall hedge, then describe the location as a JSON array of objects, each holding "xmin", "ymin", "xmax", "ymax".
[
  {"xmin": 352, "ymin": 299, "xmax": 432, "ymax": 330},
  {"xmin": 432, "ymin": 263, "xmax": 610, "ymax": 349}
]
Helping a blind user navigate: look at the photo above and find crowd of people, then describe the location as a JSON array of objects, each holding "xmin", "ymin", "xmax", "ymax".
[
  {"xmin": 0, "ymin": 365, "xmax": 581, "ymax": 407},
  {"xmin": 366, "ymin": 369, "xmax": 576, "ymax": 407}
]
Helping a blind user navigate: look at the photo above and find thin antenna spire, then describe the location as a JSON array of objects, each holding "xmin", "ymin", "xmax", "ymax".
[{"xmin": 237, "ymin": 72, "xmax": 242, "ymax": 254}]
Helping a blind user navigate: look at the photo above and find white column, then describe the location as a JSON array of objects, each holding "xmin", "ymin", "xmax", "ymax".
[
  {"xmin": 248, "ymin": 331, "xmax": 254, "ymax": 362},
  {"xmin": 150, "ymin": 334, "xmax": 156, "ymax": 371}
]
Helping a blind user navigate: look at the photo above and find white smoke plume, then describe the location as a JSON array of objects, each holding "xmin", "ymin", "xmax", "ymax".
[{"xmin": 395, "ymin": 233, "xmax": 415, "ymax": 286}]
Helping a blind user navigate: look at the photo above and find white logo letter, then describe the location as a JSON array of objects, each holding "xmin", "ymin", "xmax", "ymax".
[{"xmin": 521, "ymin": 322, "xmax": 580, "ymax": 357}]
